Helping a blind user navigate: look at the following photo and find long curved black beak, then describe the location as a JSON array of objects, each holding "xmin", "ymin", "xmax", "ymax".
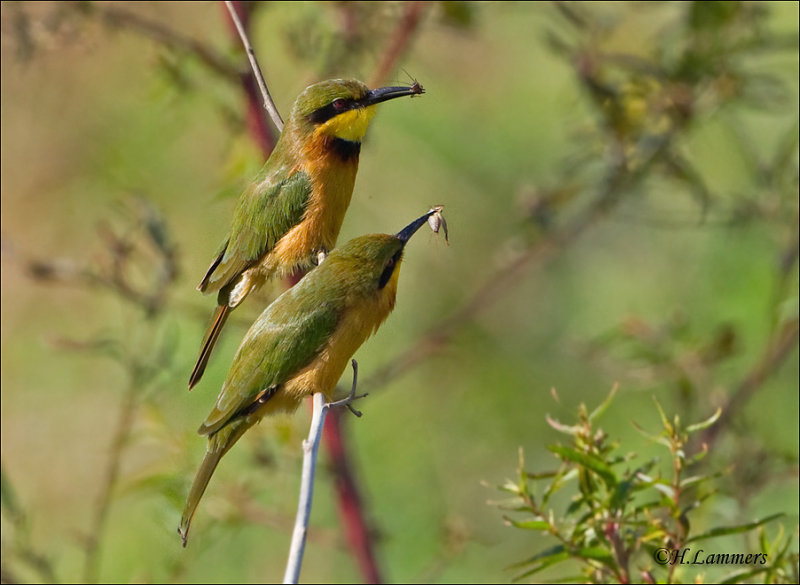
[
  {"xmin": 396, "ymin": 210, "xmax": 435, "ymax": 245},
  {"xmin": 364, "ymin": 83, "xmax": 424, "ymax": 106}
]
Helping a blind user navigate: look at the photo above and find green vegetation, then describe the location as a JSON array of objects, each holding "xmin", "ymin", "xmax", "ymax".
[{"xmin": 499, "ymin": 390, "xmax": 796, "ymax": 583}]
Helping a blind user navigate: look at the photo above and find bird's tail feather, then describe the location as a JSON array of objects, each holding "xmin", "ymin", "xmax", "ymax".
[
  {"xmin": 189, "ymin": 304, "xmax": 230, "ymax": 390},
  {"xmin": 179, "ymin": 421, "xmax": 248, "ymax": 547}
]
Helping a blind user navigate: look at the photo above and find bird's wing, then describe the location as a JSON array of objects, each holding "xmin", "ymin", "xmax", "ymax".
[
  {"xmin": 200, "ymin": 169, "xmax": 313, "ymax": 292},
  {"xmin": 198, "ymin": 295, "xmax": 340, "ymax": 435}
]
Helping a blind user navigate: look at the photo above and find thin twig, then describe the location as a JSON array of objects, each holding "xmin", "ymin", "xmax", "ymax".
[
  {"xmin": 284, "ymin": 361, "xmax": 361, "ymax": 584},
  {"xmin": 88, "ymin": 2, "xmax": 239, "ymax": 81},
  {"xmin": 0, "ymin": 465, "xmax": 59, "ymax": 583},
  {"xmin": 83, "ymin": 382, "xmax": 139, "ymax": 583},
  {"xmin": 700, "ymin": 317, "xmax": 799, "ymax": 448},
  {"xmin": 223, "ymin": 1, "xmax": 283, "ymax": 132},
  {"xmin": 360, "ymin": 142, "xmax": 659, "ymax": 395}
]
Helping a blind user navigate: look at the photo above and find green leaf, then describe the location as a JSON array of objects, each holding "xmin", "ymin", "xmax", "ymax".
[
  {"xmin": 651, "ymin": 479, "xmax": 676, "ymax": 501},
  {"xmin": 517, "ymin": 447, "xmax": 529, "ymax": 497},
  {"xmin": 548, "ymin": 445, "xmax": 618, "ymax": 488},
  {"xmin": 508, "ymin": 544, "xmax": 567, "ymax": 570},
  {"xmin": 542, "ymin": 467, "xmax": 575, "ymax": 507},
  {"xmin": 686, "ymin": 513, "xmax": 784, "ymax": 543},
  {"xmin": 610, "ymin": 477, "xmax": 637, "ymax": 512},
  {"xmin": 632, "ymin": 420, "xmax": 672, "ymax": 448},
  {"xmin": 652, "ymin": 397, "xmax": 673, "ymax": 435},
  {"xmin": 718, "ymin": 566, "xmax": 770, "ymax": 584},
  {"xmin": 511, "ymin": 547, "xmax": 571, "ymax": 581},
  {"xmin": 679, "ymin": 471, "xmax": 722, "ymax": 490},
  {"xmin": 588, "ymin": 384, "xmax": 618, "ymax": 421},
  {"xmin": 686, "ymin": 407, "xmax": 722, "ymax": 433},
  {"xmin": 498, "ymin": 479, "xmax": 522, "ymax": 494},
  {"xmin": 526, "ymin": 470, "xmax": 559, "ymax": 480},
  {"xmin": 687, "ymin": 444, "xmax": 710, "ymax": 464},
  {"xmin": 504, "ymin": 516, "xmax": 551, "ymax": 531},
  {"xmin": 546, "ymin": 414, "xmax": 581, "ymax": 436},
  {"xmin": 576, "ymin": 546, "xmax": 616, "ymax": 567}
]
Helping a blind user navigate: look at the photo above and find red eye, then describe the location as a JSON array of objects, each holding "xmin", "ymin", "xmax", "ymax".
[{"xmin": 333, "ymin": 98, "xmax": 347, "ymax": 110}]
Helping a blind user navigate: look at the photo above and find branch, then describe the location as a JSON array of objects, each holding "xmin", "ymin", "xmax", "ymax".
[
  {"xmin": 369, "ymin": 1, "xmax": 429, "ymax": 87},
  {"xmin": 83, "ymin": 380, "xmax": 140, "ymax": 583},
  {"xmin": 360, "ymin": 140, "xmax": 661, "ymax": 395},
  {"xmin": 223, "ymin": 1, "xmax": 284, "ymax": 133},
  {"xmin": 210, "ymin": 7, "xmax": 382, "ymax": 580},
  {"xmin": 700, "ymin": 317, "xmax": 799, "ymax": 448},
  {"xmin": 322, "ymin": 409, "xmax": 383, "ymax": 583},
  {"xmin": 306, "ymin": 11, "xmax": 433, "ymax": 582},
  {"xmin": 283, "ymin": 392, "xmax": 327, "ymax": 584},
  {"xmin": 87, "ymin": 2, "xmax": 239, "ymax": 81},
  {"xmin": 284, "ymin": 361, "xmax": 362, "ymax": 584}
]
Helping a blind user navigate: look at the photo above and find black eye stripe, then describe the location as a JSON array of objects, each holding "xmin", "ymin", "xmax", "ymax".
[
  {"xmin": 307, "ymin": 98, "xmax": 357, "ymax": 125},
  {"xmin": 377, "ymin": 251, "xmax": 402, "ymax": 289}
]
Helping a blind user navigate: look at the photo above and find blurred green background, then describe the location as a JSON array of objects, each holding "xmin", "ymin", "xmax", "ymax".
[{"xmin": 1, "ymin": 2, "xmax": 798, "ymax": 583}]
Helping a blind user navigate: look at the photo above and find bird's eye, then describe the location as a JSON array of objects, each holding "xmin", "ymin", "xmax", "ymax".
[
  {"xmin": 332, "ymin": 98, "xmax": 347, "ymax": 110},
  {"xmin": 378, "ymin": 255, "xmax": 397, "ymax": 289}
]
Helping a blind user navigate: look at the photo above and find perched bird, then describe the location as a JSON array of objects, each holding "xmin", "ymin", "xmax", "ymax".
[
  {"xmin": 179, "ymin": 210, "xmax": 440, "ymax": 546},
  {"xmin": 190, "ymin": 78, "xmax": 424, "ymax": 389}
]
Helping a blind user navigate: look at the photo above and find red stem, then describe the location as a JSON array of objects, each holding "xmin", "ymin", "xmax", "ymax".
[
  {"xmin": 323, "ymin": 409, "xmax": 383, "ymax": 583},
  {"xmin": 369, "ymin": 2, "xmax": 428, "ymax": 87},
  {"xmin": 219, "ymin": 3, "xmax": 431, "ymax": 579},
  {"xmin": 219, "ymin": 2, "xmax": 379, "ymax": 579}
]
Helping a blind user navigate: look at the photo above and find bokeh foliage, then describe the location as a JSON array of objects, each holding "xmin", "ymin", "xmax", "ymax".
[{"xmin": 1, "ymin": 2, "xmax": 797, "ymax": 583}]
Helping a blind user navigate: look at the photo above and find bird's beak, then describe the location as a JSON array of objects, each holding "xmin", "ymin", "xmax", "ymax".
[
  {"xmin": 396, "ymin": 210, "xmax": 436, "ymax": 245},
  {"xmin": 363, "ymin": 83, "xmax": 424, "ymax": 106}
]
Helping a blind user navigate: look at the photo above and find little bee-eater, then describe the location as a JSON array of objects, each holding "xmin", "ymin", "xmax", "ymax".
[
  {"xmin": 190, "ymin": 78, "xmax": 424, "ymax": 389},
  {"xmin": 179, "ymin": 210, "xmax": 438, "ymax": 545}
]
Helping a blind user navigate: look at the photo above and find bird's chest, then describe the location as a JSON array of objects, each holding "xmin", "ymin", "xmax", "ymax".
[
  {"xmin": 302, "ymin": 153, "xmax": 359, "ymax": 246},
  {"xmin": 280, "ymin": 293, "xmax": 394, "ymax": 404},
  {"xmin": 263, "ymin": 154, "xmax": 358, "ymax": 274}
]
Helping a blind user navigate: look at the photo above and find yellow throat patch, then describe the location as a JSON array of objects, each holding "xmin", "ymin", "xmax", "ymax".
[{"xmin": 319, "ymin": 106, "xmax": 377, "ymax": 142}]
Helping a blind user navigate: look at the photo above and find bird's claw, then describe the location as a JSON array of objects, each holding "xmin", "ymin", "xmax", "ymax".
[{"xmin": 326, "ymin": 359, "xmax": 367, "ymax": 417}]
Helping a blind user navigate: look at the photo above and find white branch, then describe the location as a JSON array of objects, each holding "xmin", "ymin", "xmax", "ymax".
[
  {"xmin": 283, "ymin": 361, "xmax": 361, "ymax": 583},
  {"xmin": 283, "ymin": 392, "xmax": 326, "ymax": 584},
  {"xmin": 223, "ymin": 1, "xmax": 284, "ymax": 132}
]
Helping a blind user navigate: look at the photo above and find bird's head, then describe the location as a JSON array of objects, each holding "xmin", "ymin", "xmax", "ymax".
[
  {"xmin": 288, "ymin": 78, "xmax": 424, "ymax": 143},
  {"xmin": 322, "ymin": 210, "xmax": 435, "ymax": 304}
]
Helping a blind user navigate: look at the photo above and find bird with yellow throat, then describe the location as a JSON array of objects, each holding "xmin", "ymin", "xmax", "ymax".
[
  {"xmin": 179, "ymin": 209, "xmax": 441, "ymax": 545},
  {"xmin": 190, "ymin": 78, "xmax": 424, "ymax": 389}
]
